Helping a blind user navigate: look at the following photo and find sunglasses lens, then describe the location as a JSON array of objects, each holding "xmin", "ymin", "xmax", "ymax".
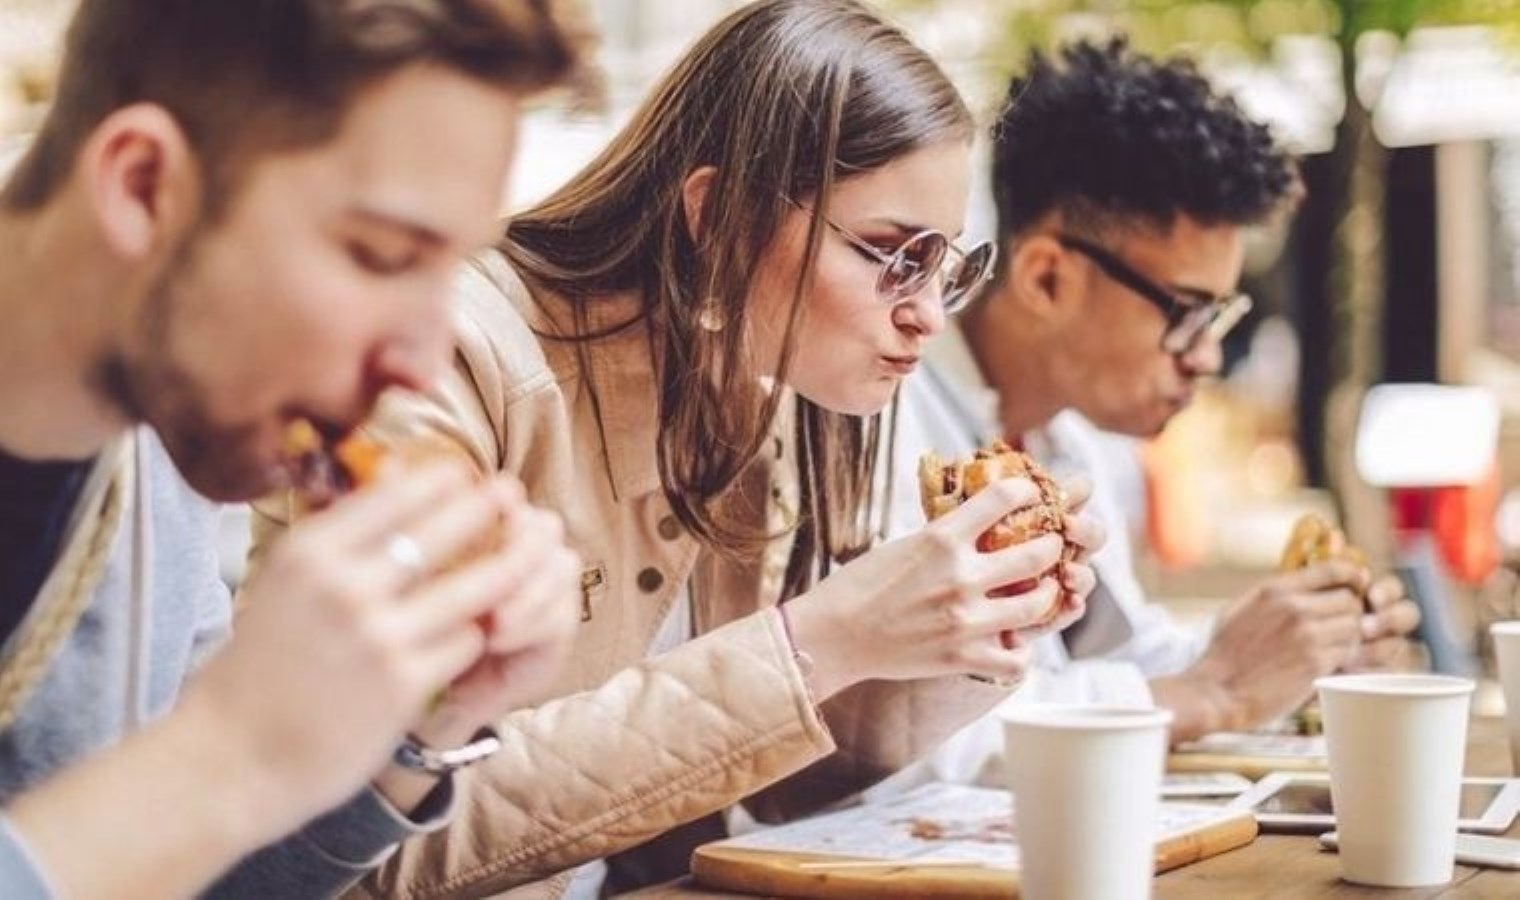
[
  {"xmin": 880, "ymin": 232, "xmax": 948, "ymax": 300},
  {"xmin": 943, "ymin": 242, "xmax": 996, "ymax": 312}
]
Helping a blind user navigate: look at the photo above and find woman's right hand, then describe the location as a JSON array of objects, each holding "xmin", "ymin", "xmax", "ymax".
[{"xmin": 784, "ymin": 476, "xmax": 1102, "ymax": 700}]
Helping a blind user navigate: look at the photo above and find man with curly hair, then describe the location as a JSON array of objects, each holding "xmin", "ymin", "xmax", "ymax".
[{"xmin": 884, "ymin": 39, "xmax": 1422, "ymax": 777}]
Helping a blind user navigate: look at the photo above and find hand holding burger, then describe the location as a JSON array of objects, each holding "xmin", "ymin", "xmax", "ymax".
[
  {"xmin": 224, "ymin": 420, "xmax": 582, "ymax": 813},
  {"xmin": 776, "ymin": 442, "xmax": 1103, "ymax": 697},
  {"xmin": 918, "ymin": 440, "xmax": 1080, "ymax": 626}
]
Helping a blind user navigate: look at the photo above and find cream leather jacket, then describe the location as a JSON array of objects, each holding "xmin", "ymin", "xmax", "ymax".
[{"xmin": 256, "ymin": 249, "xmax": 1009, "ymax": 898}]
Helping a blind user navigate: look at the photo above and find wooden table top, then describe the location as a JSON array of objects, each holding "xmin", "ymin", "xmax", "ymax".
[{"xmin": 629, "ymin": 714, "xmax": 1520, "ymax": 899}]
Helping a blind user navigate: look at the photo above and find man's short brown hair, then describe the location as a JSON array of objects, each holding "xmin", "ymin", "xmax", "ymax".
[{"xmin": 2, "ymin": 0, "xmax": 583, "ymax": 212}]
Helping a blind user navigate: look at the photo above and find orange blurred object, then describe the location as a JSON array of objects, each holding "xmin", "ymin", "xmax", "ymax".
[
  {"xmin": 1391, "ymin": 462, "xmax": 1501, "ymax": 586},
  {"xmin": 1141, "ymin": 434, "xmax": 1209, "ymax": 570},
  {"xmin": 333, "ymin": 435, "xmax": 386, "ymax": 489}
]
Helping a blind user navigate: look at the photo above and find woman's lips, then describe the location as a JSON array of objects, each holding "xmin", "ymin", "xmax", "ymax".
[{"xmin": 881, "ymin": 355, "xmax": 920, "ymax": 376}]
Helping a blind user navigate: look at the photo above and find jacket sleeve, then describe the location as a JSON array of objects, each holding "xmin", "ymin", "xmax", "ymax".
[
  {"xmin": 358, "ymin": 611, "xmax": 833, "ymax": 898},
  {"xmin": 742, "ymin": 674, "xmax": 1012, "ymax": 823},
  {"xmin": 0, "ymin": 788, "xmax": 454, "ymax": 900},
  {"xmin": 203, "ymin": 783, "xmax": 455, "ymax": 900},
  {"xmin": 0, "ymin": 817, "xmax": 54, "ymax": 899}
]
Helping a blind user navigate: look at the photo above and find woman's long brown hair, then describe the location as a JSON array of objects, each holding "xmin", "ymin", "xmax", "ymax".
[{"xmin": 503, "ymin": 0, "xmax": 972, "ymax": 596}]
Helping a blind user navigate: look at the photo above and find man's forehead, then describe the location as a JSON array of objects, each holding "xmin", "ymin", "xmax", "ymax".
[
  {"xmin": 260, "ymin": 120, "xmax": 510, "ymax": 248},
  {"xmin": 1125, "ymin": 220, "xmax": 1244, "ymax": 273}
]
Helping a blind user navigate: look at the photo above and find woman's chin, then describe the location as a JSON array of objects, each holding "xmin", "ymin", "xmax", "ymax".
[{"xmin": 798, "ymin": 382, "xmax": 898, "ymax": 418}]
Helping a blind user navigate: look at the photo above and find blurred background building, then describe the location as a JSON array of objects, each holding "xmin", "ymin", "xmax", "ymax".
[{"xmin": 4, "ymin": 0, "xmax": 1519, "ymax": 671}]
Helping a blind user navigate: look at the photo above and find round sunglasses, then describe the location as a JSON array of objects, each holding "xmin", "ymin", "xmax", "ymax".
[{"xmin": 791, "ymin": 200, "xmax": 996, "ymax": 313}]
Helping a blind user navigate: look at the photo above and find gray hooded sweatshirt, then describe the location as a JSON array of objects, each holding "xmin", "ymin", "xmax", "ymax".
[{"xmin": 0, "ymin": 430, "xmax": 453, "ymax": 898}]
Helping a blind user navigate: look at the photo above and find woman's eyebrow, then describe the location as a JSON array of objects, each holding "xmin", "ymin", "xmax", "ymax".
[{"xmin": 853, "ymin": 216, "xmax": 964, "ymax": 239}]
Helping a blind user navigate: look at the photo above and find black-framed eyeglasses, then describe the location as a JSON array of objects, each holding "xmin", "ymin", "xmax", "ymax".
[
  {"xmin": 1056, "ymin": 234, "xmax": 1252, "ymax": 355},
  {"xmin": 790, "ymin": 200, "xmax": 996, "ymax": 314}
]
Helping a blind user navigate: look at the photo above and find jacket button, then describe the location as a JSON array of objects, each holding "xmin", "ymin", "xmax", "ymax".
[
  {"xmin": 637, "ymin": 568, "xmax": 665, "ymax": 593},
  {"xmin": 657, "ymin": 515, "xmax": 682, "ymax": 541}
]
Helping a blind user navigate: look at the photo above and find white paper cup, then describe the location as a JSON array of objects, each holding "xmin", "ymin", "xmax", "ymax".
[
  {"xmin": 1002, "ymin": 705, "xmax": 1172, "ymax": 900},
  {"xmin": 1490, "ymin": 622, "xmax": 1520, "ymax": 774},
  {"xmin": 1316, "ymin": 673, "xmax": 1474, "ymax": 887}
]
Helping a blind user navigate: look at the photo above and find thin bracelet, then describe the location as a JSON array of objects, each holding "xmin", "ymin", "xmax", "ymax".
[{"xmin": 775, "ymin": 604, "xmax": 817, "ymax": 696}]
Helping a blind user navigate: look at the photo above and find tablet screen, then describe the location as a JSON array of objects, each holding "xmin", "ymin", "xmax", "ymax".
[{"xmin": 1261, "ymin": 781, "xmax": 1505, "ymax": 819}]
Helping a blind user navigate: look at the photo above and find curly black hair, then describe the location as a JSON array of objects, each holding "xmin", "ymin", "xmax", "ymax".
[{"xmin": 992, "ymin": 37, "xmax": 1300, "ymax": 239}]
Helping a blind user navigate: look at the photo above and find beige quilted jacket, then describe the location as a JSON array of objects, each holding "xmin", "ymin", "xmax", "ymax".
[{"xmin": 256, "ymin": 248, "xmax": 1010, "ymax": 898}]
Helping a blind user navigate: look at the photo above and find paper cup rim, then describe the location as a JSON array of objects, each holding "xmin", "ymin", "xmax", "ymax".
[
  {"xmin": 1315, "ymin": 673, "xmax": 1475, "ymax": 697},
  {"xmin": 1491, "ymin": 621, "xmax": 1520, "ymax": 638},
  {"xmin": 1000, "ymin": 704, "xmax": 1174, "ymax": 731}
]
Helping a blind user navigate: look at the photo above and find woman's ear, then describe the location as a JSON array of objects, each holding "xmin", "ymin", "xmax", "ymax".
[{"xmin": 681, "ymin": 165, "xmax": 718, "ymax": 243}]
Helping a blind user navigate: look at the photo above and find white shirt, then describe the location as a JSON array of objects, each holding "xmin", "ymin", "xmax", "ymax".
[{"xmin": 868, "ymin": 324, "xmax": 1209, "ymax": 794}]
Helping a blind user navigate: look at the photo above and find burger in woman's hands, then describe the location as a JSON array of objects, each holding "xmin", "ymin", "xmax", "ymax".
[{"xmin": 918, "ymin": 440, "xmax": 1075, "ymax": 624}]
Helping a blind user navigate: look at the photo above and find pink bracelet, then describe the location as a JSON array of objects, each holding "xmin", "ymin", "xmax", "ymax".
[{"xmin": 775, "ymin": 604, "xmax": 817, "ymax": 687}]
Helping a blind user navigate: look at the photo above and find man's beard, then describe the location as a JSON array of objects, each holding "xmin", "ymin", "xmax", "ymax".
[{"xmin": 95, "ymin": 255, "xmax": 282, "ymax": 502}]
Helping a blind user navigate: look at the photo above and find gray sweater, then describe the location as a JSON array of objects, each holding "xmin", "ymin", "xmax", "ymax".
[{"xmin": 0, "ymin": 430, "xmax": 452, "ymax": 897}]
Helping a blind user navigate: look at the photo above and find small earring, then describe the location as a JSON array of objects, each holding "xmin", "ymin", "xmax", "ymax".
[{"xmin": 698, "ymin": 297, "xmax": 726, "ymax": 333}]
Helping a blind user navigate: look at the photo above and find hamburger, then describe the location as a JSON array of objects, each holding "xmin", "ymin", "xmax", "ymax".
[
  {"xmin": 282, "ymin": 419, "xmax": 387, "ymax": 511},
  {"xmin": 1279, "ymin": 513, "xmax": 1366, "ymax": 572},
  {"xmin": 281, "ymin": 422, "xmax": 491, "ymax": 561},
  {"xmin": 1278, "ymin": 513, "xmax": 1371, "ymax": 737},
  {"xmin": 918, "ymin": 440, "xmax": 1074, "ymax": 625},
  {"xmin": 280, "ymin": 421, "xmax": 510, "ymax": 675}
]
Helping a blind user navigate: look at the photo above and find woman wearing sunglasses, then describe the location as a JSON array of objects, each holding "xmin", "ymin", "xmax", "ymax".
[{"xmin": 252, "ymin": 2, "xmax": 1102, "ymax": 896}]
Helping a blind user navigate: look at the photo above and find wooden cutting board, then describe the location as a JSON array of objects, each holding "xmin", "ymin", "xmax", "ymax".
[
  {"xmin": 1167, "ymin": 750, "xmax": 1326, "ymax": 780},
  {"xmin": 692, "ymin": 789, "xmax": 1259, "ymax": 899},
  {"xmin": 1167, "ymin": 731, "xmax": 1327, "ymax": 779}
]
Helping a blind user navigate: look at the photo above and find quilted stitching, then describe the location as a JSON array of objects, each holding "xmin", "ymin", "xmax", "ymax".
[{"xmin": 403, "ymin": 618, "xmax": 833, "ymax": 897}]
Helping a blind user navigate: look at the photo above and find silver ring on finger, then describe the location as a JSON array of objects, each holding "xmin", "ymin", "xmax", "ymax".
[{"xmin": 385, "ymin": 532, "xmax": 429, "ymax": 582}]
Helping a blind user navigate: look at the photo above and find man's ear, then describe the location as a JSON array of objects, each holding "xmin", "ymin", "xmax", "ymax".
[
  {"xmin": 680, "ymin": 165, "xmax": 718, "ymax": 244},
  {"xmin": 80, "ymin": 103, "xmax": 201, "ymax": 261},
  {"xmin": 1010, "ymin": 233, "xmax": 1068, "ymax": 317}
]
